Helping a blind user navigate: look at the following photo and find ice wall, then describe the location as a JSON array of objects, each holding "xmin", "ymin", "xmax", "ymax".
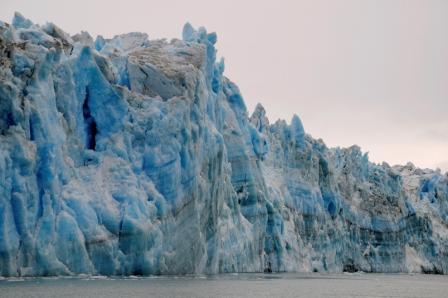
[{"xmin": 0, "ymin": 13, "xmax": 447, "ymax": 276}]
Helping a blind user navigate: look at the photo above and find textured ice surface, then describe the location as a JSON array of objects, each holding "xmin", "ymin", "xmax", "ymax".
[{"xmin": 0, "ymin": 13, "xmax": 447, "ymax": 276}]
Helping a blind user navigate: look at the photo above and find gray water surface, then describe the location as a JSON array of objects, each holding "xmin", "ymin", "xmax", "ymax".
[{"xmin": 0, "ymin": 273, "xmax": 447, "ymax": 298}]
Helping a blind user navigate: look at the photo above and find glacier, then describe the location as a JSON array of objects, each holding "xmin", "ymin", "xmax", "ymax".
[{"xmin": 0, "ymin": 13, "xmax": 447, "ymax": 277}]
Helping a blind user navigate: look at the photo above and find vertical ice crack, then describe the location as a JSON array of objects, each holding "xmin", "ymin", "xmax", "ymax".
[{"xmin": 82, "ymin": 88, "xmax": 97, "ymax": 150}]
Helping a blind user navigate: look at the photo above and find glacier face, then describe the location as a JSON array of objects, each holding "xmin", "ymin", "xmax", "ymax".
[{"xmin": 0, "ymin": 13, "xmax": 447, "ymax": 277}]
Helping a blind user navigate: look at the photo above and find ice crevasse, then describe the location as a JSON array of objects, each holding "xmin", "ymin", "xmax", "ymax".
[{"xmin": 0, "ymin": 13, "xmax": 447, "ymax": 276}]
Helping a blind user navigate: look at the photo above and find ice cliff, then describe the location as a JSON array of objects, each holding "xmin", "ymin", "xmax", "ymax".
[{"xmin": 0, "ymin": 13, "xmax": 447, "ymax": 276}]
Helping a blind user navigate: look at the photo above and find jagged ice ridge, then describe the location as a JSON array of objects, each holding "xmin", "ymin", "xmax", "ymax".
[{"xmin": 0, "ymin": 13, "xmax": 447, "ymax": 276}]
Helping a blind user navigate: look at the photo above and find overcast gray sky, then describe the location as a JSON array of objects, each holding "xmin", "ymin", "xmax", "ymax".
[{"xmin": 1, "ymin": 0, "xmax": 447, "ymax": 171}]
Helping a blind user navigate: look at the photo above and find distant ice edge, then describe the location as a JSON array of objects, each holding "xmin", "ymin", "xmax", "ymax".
[{"xmin": 0, "ymin": 13, "xmax": 447, "ymax": 277}]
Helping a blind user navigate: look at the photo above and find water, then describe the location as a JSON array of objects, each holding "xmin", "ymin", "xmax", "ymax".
[{"xmin": 0, "ymin": 273, "xmax": 447, "ymax": 298}]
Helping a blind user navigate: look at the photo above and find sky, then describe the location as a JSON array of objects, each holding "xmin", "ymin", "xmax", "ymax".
[{"xmin": 1, "ymin": 0, "xmax": 447, "ymax": 172}]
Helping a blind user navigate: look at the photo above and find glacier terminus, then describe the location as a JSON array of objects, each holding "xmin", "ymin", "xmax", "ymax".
[{"xmin": 0, "ymin": 13, "xmax": 447, "ymax": 277}]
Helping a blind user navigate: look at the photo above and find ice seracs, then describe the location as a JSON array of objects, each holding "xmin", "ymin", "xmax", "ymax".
[{"xmin": 0, "ymin": 12, "xmax": 447, "ymax": 276}]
